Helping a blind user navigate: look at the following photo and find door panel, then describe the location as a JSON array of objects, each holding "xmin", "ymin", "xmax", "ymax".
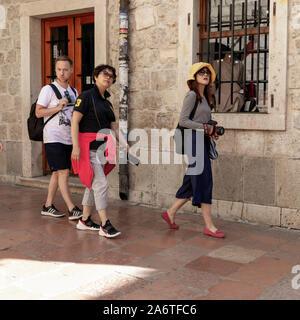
[
  {"xmin": 44, "ymin": 17, "xmax": 74, "ymax": 87},
  {"xmin": 74, "ymin": 15, "xmax": 95, "ymax": 94}
]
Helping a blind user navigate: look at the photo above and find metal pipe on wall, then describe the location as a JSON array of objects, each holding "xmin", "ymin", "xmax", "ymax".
[{"xmin": 119, "ymin": 0, "xmax": 130, "ymax": 200}]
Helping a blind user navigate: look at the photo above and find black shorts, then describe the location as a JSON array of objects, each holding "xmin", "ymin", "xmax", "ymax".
[{"xmin": 45, "ymin": 143, "xmax": 72, "ymax": 172}]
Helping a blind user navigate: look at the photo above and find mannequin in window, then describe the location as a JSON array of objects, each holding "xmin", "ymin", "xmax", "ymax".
[{"xmin": 212, "ymin": 52, "xmax": 244, "ymax": 112}]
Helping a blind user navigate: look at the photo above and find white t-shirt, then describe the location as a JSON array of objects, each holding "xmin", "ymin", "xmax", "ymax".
[{"xmin": 37, "ymin": 81, "xmax": 78, "ymax": 145}]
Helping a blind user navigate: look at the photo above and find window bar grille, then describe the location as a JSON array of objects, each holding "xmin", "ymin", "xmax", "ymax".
[
  {"xmin": 207, "ymin": 0, "xmax": 211, "ymax": 62},
  {"xmin": 198, "ymin": 0, "xmax": 269, "ymax": 110},
  {"xmin": 243, "ymin": 0, "xmax": 248, "ymax": 102},
  {"xmin": 230, "ymin": 1, "xmax": 235, "ymax": 105},
  {"xmin": 256, "ymin": 0, "xmax": 261, "ymax": 105},
  {"xmin": 263, "ymin": 0, "xmax": 270, "ymax": 105},
  {"xmin": 218, "ymin": 0, "xmax": 222, "ymax": 105}
]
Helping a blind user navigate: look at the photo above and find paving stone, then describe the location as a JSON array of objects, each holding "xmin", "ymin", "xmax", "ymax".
[{"xmin": 207, "ymin": 245, "xmax": 265, "ymax": 264}]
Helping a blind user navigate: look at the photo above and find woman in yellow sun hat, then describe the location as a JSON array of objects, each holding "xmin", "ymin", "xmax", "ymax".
[{"xmin": 161, "ymin": 62, "xmax": 225, "ymax": 238}]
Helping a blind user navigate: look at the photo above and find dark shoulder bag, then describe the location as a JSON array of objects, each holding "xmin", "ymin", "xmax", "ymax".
[{"xmin": 173, "ymin": 97, "xmax": 198, "ymax": 155}]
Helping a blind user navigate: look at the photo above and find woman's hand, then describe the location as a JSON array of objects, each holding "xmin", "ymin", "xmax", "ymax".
[
  {"xmin": 212, "ymin": 134, "xmax": 219, "ymax": 141},
  {"xmin": 71, "ymin": 145, "xmax": 81, "ymax": 161}
]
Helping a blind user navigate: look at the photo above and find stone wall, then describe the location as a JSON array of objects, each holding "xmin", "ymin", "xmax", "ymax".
[{"xmin": 0, "ymin": 0, "xmax": 27, "ymax": 181}]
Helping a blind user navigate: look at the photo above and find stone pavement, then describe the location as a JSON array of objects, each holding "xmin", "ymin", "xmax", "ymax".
[{"xmin": 0, "ymin": 183, "xmax": 300, "ymax": 300}]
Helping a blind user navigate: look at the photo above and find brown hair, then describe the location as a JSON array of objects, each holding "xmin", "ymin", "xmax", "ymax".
[
  {"xmin": 189, "ymin": 80, "xmax": 216, "ymax": 111},
  {"xmin": 55, "ymin": 55, "xmax": 73, "ymax": 67}
]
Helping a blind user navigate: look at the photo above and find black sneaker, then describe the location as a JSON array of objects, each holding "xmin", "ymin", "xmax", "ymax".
[
  {"xmin": 41, "ymin": 204, "xmax": 65, "ymax": 218},
  {"xmin": 76, "ymin": 216, "xmax": 101, "ymax": 231},
  {"xmin": 68, "ymin": 205, "xmax": 83, "ymax": 220},
  {"xmin": 99, "ymin": 220, "xmax": 121, "ymax": 238}
]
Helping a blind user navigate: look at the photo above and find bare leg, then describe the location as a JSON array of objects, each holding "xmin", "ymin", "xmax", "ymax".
[
  {"xmin": 97, "ymin": 209, "xmax": 108, "ymax": 226},
  {"xmin": 57, "ymin": 169, "xmax": 75, "ymax": 211},
  {"xmin": 167, "ymin": 197, "xmax": 191, "ymax": 223},
  {"xmin": 45, "ymin": 171, "xmax": 58, "ymax": 207},
  {"xmin": 201, "ymin": 203, "xmax": 217, "ymax": 233},
  {"xmin": 82, "ymin": 205, "xmax": 93, "ymax": 220}
]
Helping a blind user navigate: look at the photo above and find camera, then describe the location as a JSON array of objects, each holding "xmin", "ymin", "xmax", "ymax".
[{"xmin": 207, "ymin": 120, "xmax": 225, "ymax": 136}]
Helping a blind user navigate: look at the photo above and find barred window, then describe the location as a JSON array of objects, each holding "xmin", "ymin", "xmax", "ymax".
[{"xmin": 199, "ymin": 0, "xmax": 270, "ymax": 113}]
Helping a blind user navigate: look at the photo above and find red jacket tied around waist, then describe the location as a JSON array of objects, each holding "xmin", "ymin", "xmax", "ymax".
[{"xmin": 71, "ymin": 132, "xmax": 116, "ymax": 189}]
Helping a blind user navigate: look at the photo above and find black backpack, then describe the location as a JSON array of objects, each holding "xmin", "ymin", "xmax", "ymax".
[{"xmin": 27, "ymin": 84, "xmax": 76, "ymax": 141}]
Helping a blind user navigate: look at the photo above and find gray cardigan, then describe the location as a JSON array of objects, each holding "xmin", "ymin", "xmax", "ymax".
[{"xmin": 179, "ymin": 90, "xmax": 211, "ymax": 130}]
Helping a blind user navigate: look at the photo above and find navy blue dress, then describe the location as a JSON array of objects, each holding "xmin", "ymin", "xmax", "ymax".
[{"xmin": 176, "ymin": 135, "xmax": 213, "ymax": 208}]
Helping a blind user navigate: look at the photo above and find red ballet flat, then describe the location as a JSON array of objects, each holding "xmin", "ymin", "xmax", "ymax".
[
  {"xmin": 203, "ymin": 228, "xmax": 225, "ymax": 238},
  {"xmin": 161, "ymin": 211, "xmax": 179, "ymax": 229}
]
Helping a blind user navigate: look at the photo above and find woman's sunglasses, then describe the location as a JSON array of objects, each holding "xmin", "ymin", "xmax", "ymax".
[
  {"xmin": 197, "ymin": 68, "xmax": 211, "ymax": 76},
  {"xmin": 101, "ymin": 70, "xmax": 115, "ymax": 80}
]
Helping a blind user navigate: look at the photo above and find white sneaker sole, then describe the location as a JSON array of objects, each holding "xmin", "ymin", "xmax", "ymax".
[
  {"xmin": 99, "ymin": 227, "xmax": 121, "ymax": 238},
  {"xmin": 69, "ymin": 214, "xmax": 83, "ymax": 221},
  {"xmin": 76, "ymin": 220, "xmax": 100, "ymax": 231},
  {"xmin": 41, "ymin": 211, "xmax": 65, "ymax": 218}
]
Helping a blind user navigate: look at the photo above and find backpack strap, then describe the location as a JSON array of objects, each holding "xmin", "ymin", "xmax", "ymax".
[
  {"xmin": 48, "ymin": 83, "xmax": 62, "ymax": 99},
  {"xmin": 70, "ymin": 86, "xmax": 77, "ymax": 97},
  {"xmin": 189, "ymin": 97, "xmax": 198, "ymax": 120},
  {"xmin": 43, "ymin": 84, "xmax": 62, "ymax": 127}
]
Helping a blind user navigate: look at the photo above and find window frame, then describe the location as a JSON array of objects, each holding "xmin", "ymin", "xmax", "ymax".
[{"xmin": 177, "ymin": 0, "xmax": 288, "ymax": 131}]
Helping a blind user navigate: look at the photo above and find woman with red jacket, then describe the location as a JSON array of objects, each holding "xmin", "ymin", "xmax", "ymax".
[{"xmin": 71, "ymin": 64, "xmax": 128, "ymax": 238}]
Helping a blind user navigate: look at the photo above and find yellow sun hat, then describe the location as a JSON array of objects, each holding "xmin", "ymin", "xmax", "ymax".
[{"xmin": 187, "ymin": 62, "xmax": 216, "ymax": 88}]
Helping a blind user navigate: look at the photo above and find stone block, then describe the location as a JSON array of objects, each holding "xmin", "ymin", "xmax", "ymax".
[
  {"xmin": 6, "ymin": 141, "xmax": 22, "ymax": 176},
  {"xmin": 276, "ymin": 159, "xmax": 300, "ymax": 209},
  {"xmin": 7, "ymin": 122, "xmax": 22, "ymax": 141},
  {"xmin": 159, "ymin": 48, "xmax": 177, "ymax": 63},
  {"xmin": 0, "ymin": 141, "xmax": 7, "ymax": 175},
  {"xmin": 0, "ymin": 124, "xmax": 7, "ymax": 139},
  {"xmin": 242, "ymin": 203, "xmax": 281, "ymax": 226},
  {"xmin": 129, "ymin": 110, "xmax": 156, "ymax": 129},
  {"xmin": 217, "ymin": 200, "xmax": 244, "ymax": 221},
  {"xmin": 214, "ymin": 129, "xmax": 235, "ymax": 154},
  {"xmin": 8, "ymin": 77, "xmax": 20, "ymax": 96},
  {"xmin": 151, "ymin": 70, "xmax": 177, "ymax": 91},
  {"xmin": 236, "ymin": 131, "xmax": 265, "ymax": 156},
  {"xmin": 281, "ymin": 208, "xmax": 300, "ymax": 229},
  {"xmin": 129, "ymin": 163, "xmax": 156, "ymax": 192},
  {"xmin": 156, "ymin": 162, "xmax": 185, "ymax": 194},
  {"xmin": 243, "ymin": 157, "xmax": 276, "ymax": 206},
  {"xmin": 0, "ymin": 79, "xmax": 8, "ymax": 93},
  {"xmin": 135, "ymin": 6, "xmax": 155, "ymax": 31},
  {"xmin": 294, "ymin": 112, "xmax": 300, "ymax": 130},
  {"xmin": 128, "ymin": 189, "xmax": 155, "ymax": 205},
  {"xmin": 155, "ymin": 111, "xmax": 175, "ymax": 129},
  {"xmin": 212, "ymin": 155, "xmax": 243, "ymax": 202},
  {"xmin": 129, "ymin": 71, "xmax": 150, "ymax": 91},
  {"xmin": 264, "ymin": 132, "xmax": 300, "ymax": 158},
  {"xmin": 128, "ymin": 90, "xmax": 162, "ymax": 111}
]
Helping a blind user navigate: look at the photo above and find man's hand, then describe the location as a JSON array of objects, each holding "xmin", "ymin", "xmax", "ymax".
[{"xmin": 57, "ymin": 98, "xmax": 69, "ymax": 111}]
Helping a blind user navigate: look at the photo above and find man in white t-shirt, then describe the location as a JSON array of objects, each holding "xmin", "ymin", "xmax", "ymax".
[{"xmin": 36, "ymin": 55, "xmax": 82, "ymax": 220}]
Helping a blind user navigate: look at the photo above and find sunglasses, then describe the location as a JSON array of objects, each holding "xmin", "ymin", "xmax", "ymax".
[
  {"xmin": 197, "ymin": 68, "xmax": 211, "ymax": 76},
  {"xmin": 101, "ymin": 70, "xmax": 115, "ymax": 80},
  {"xmin": 64, "ymin": 90, "xmax": 72, "ymax": 103}
]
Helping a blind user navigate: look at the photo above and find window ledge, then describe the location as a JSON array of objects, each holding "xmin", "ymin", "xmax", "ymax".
[{"xmin": 213, "ymin": 112, "xmax": 286, "ymax": 131}]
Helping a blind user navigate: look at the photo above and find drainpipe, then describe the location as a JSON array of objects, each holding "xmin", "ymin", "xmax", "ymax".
[{"xmin": 119, "ymin": 0, "xmax": 130, "ymax": 200}]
